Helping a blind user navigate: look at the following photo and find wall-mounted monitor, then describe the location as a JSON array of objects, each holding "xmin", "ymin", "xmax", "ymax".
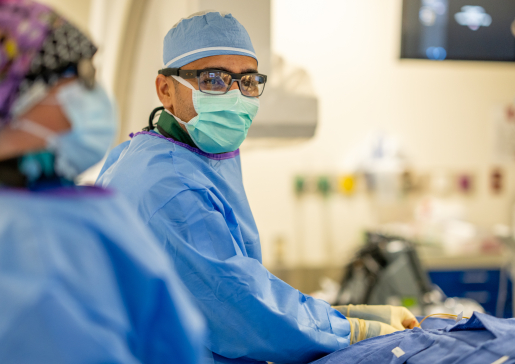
[{"xmin": 401, "ymin": 0, "xmax": 515, "ymax": 62}]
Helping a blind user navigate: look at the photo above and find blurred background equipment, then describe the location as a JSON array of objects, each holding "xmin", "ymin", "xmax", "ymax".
[
  {"xmin": 331, "ymin": 232, "xmax": 485, "ymax": 318},
  {"xmin": 309, "ymin": 231, "xmax": 497, "ymax": 318},
  {"xmin": 335, "ymin": 233, "xmax": 434, "ymax": 314}
]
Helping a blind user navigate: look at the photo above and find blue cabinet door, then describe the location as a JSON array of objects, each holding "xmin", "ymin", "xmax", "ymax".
[{"xmin": 428, "ymin": 269, "xmax": 513, "ymax": 318}]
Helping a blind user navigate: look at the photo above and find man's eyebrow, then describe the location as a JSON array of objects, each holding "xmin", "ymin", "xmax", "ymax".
[{"xmin": 198, "ymin": 66, "xmax": 259, "ymax": 74}]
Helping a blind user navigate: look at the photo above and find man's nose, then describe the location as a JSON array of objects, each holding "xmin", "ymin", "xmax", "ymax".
[{"xmin": 229, "ymin": 81, "xmax": 240, "ymax": 92}]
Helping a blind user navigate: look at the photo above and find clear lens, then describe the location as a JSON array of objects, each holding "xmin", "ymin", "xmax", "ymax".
[
  {"xmin": 198, "ymin": 71, "xmax": 266, "ymax": 97},
  {"xmin": 240, "ymin": 74, "xmax": 265, "ymax": 97},
  {"xmin": 199, "ymin": 71, "xmax": 231, "ymax": 94}
]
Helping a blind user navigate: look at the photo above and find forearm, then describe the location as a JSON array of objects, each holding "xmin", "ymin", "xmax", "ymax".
[
  {"xmin": 150, "ymin": 203, "xmax": 351, "ymax": 363},
  {"xmin": 180, "ymin": 250, "xmax": 351, "ymax": 362}
]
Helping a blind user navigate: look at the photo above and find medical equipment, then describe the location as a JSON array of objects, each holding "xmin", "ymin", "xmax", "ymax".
[
  {"xmin": 333, "ymin": 232, "xmax": 487, "ymax": 318},
  {"xmin": 417, "ymin": 313, "xmax": 469, "ymax": 327},
  {"xmin": 401, "ymin": 0, "xmax": 515, "ymax": 62},
  {"xmin": 334, "ymin": 232, "xmax": 434, "ymax": 313}
]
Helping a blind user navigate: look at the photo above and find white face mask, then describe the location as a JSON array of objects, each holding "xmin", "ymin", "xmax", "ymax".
[{"xmin": 11, "ymin": 81, "xmax": 117, "ymax": 180}]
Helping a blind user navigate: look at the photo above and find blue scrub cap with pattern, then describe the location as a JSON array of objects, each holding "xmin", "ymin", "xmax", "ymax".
[{"xmin": 163, "ymin": 11, "xmax": 257, "ymax": 69}]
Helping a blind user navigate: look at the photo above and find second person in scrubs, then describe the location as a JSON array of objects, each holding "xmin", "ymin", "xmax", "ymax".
[{"xmin": 0, "ymin": 1, "xmax": 204, "ymax": 362}]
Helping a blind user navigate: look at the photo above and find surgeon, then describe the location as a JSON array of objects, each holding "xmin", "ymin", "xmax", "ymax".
[
  {"xmin": 97, "ymin": 11, "xmax": 418, "ymax": 364},
  {"xmin": 0, "ymin": 1, "xmax": 204, "ymax": 363}
]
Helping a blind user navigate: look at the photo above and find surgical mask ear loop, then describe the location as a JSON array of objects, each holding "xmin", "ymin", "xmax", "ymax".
[
  {"xmin": 11, "ymin": 118, "xmax": 59, "ymax": 146},
  {"xmin": 171, "ymin": 75, "xmax": 196, "ymax": 91},
  {"xmin": 148, "ymin": 76, "xmax": 193, "ymax": 131},
  {"xmin": 163, "ymin": 78, "xmax": 193, "ymax": 125}
]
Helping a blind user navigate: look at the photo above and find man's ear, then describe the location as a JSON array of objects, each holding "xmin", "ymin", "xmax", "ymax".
[{"xmin": 155, "ymin": 75, "xmax": 175, "ymax": 112}]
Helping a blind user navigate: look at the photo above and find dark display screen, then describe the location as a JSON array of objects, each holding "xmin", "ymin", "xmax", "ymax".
[{"xmin": 401, "ymin": 0, "xmax": 515, "ymax": 61}]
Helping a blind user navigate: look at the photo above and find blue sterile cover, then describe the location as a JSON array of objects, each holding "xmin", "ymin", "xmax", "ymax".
[{"xmin": 311, "ymin": 312, "xmax": 515, "ymax": 364}]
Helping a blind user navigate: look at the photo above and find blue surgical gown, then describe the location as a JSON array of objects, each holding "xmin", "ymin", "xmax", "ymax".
[
  {"xmin": 97, "ymin": 131, "xmax": 351, "ymax": 364},
  {"xmin": 0, "ymin": 184, "xmax": 205, "ymax": 364}
]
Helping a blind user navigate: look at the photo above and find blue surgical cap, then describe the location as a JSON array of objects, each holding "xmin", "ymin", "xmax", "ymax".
[{"xmin": 163, "ymin": 11, "xmax": 257, "ymax": 69}]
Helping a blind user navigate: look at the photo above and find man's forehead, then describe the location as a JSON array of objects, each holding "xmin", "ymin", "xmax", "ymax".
[{"xmin": 181, "ymin": 55, "xmax": 258, "ymax": 73}]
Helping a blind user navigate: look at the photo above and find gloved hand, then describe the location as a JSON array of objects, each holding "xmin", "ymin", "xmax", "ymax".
[
  {"xmin": 346, "ymin": 317, "xmax": 399, "ymax": 344},
  {"xmin": 334, "ymin": 304, "xmax": 418, "ymax": 331}
]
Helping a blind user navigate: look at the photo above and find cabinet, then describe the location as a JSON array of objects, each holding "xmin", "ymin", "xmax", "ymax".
[{"xmin": 428, "ymin": 269, "xmax": 513, "ymax": 318}]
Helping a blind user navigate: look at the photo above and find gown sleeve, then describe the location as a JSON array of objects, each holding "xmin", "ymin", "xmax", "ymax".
[
  {"xmin": 0, "ymin": 196, "xmax": 205, "ymax": 364},
  {"xmin": 147, "ymin": 188, "xmax": 351, "ymax": 364}
]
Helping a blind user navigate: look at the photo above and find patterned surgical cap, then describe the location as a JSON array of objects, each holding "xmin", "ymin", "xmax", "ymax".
[{"xmin": 0, "ymin": 0, "xmax": 97, "ymax": 126}]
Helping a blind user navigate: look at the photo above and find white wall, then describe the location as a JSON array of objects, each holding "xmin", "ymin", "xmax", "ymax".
[
  {"xmin": 122, "ymin": 0, "xmax": 199, "ymax": 137},
  {"xmin": 240, "ymin": 0, "xmax": 515, "ymax": 268},
  {"xmin": 38, "ymin": 0, "xmax": 91, "ymax": 31}
]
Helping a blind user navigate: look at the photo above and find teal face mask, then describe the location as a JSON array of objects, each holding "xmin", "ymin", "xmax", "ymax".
[{"xmin": 171, "ymin": 76, "xmax": 260, "ymax": 154}]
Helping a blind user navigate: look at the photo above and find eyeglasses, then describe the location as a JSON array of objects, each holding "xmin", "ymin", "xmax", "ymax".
[{"xmin": 158, "ymin": 68, "xmax": 267, "ymax": 97}]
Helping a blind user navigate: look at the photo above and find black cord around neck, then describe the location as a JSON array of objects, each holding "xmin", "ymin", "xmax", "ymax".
[{"xmin": 145, "ymin": 106, "xmax": 165, "ymax": 131}]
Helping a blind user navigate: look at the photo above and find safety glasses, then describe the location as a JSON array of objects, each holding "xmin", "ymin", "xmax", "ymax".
[{"xmin": 158, "ymin": 68, "xmax": 267, "ymax": 97}]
